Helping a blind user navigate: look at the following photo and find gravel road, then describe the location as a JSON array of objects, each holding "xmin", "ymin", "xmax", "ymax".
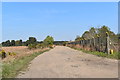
[{"xmin": 17, "ymin": 46, "xmax": 118, "ymax": 78}]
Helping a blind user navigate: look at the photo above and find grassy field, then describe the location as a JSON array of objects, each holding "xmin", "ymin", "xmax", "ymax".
[
  {"xmin": 70, "ymin": 47, "xmax": 120, "ymax": 60},
  {"xmin": 2, "ymin": 46, "xmax": 50, "ymax": 78}
]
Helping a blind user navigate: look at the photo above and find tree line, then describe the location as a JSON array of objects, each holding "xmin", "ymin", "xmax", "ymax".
[
  {"xmin": 1, "ymin": 36, "xmax": 68, "ymax": 48},
  {"xmin": 1, "ymin": 36, "xmax": 54, "ymax": 47},
  {"xmin": 75, "ymin": 25, "xmax": 118, "ymax": 43}
]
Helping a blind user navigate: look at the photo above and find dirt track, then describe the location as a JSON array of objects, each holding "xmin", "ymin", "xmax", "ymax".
[{"xmin": 17, "ymin": 46, "xmax": 118, "ymax": 78}]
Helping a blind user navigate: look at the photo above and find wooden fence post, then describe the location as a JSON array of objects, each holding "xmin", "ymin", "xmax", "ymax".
[
  {"xmin": 97, "ymin": 35, "xmax": 100, "ymax": 52},
  {"xmin": 93, "ymin": 37, "xmax": 95, "ymax": 51},
  {"xmin": 106, "ymin": 32, "xmax": 110, "ymax": 54}
]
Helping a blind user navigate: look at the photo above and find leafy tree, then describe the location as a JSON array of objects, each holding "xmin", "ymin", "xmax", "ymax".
[
  {"xmin": 97, "ymin": 25, "xmax": 110, "ymax": 37},
  {"xmin": 75, "ymin": 35, "xmax": 83, "ymax": 41},
  {"xmin": 24, "ymin": 37, "xmax": 37, "ymax": 46},
  {"xmin": 82, "ymin": 31, "xmax": 91, "ymax": 39},
  {"xmin": 11, "ymin": 40, "xmax": 15, "ymax": 46},
  {"xmin": 28, "ymin": 37, "xmax": 37, "ymax": 44},
  {"xmin": 15, "ymin": 40, "xmax": 19, "ymax": 46},
  {"xmin": 19, "ymin": 39, "xmax": 22, "ymax": 46},
  {"xmin": 2, "ymin": 42, "xmax": 6, "ymax": 46},
  {"xmin": 5, "ymin": 40, "xmax": 11, "ymax": 46},
  {"xmin": 89, "ymin": 27, "xmax": 97, "ymax": 38},
  {"xmin": 15, "ymin": 40, "xmax": 22, "ymax": 46},
  {"xmin": 25, "ymin": 40, "xmax": 30, "ymax": 46},
  {"xmin": 43, "ymin": 36, "xmax": 54, "ymax": 46}
]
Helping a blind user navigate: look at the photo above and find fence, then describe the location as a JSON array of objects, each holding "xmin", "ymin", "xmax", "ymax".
[{"xmin": 67, "ymin": 33, "xmax": 118, "ymax": 54}]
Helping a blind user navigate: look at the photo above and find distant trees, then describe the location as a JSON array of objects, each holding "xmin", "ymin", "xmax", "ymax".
[
  {"xmin": 11, "ymin": 40, "xmax": 15, "ymax": 46},
  {"xmin": 53, "ymin": 41, "xmax": 68, "ymax": 45},
  {"xmin": 15, "ymin": 40, "xmax": 22, "ymax": 46},
  {"xmin": 75, "ymin": 25, "xmax": 118, "ymax": 42},
  {"xmin": 1, "ymin": 36, "xmax": 54, "ymax": 48},
  {"xmin": 28, "ymin": 37, "xmax": 37, "ymax": 44},
  {"xmin": 27, "ymin": 36, "xmax": 54, "ymax": 49},
  {"xmin": 2, "ymin": 40, "xmax": 11, "ymax": 46},
  {"xmin": 26, "ymin": 37, "xmax": 37, "ymax": 46},
  {"xmin": 1, "ymin": 37, "xmax": 37, "ymax": 47}
]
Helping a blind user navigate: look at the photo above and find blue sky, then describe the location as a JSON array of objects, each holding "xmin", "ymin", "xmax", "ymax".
[{"xmin": 2, "ymin": 2, "xmax": 118, "ymax": 41}]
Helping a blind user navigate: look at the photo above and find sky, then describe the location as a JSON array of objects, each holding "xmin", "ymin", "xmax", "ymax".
[
  {"xmin": 2, "ymin": 2, "xmax": 118, "ymax": 41},
  {"xmin": 2, "ymin": 0, "xmax": 119, "ymax": 2}
]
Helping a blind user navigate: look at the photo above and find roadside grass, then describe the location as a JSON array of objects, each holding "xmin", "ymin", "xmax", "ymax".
[
  {"xmin": 70, "ymin": 47, "xmax": 120, "ymax": 60},
  {"xmin": 2, "ymin": 49, "xmax": 50, "ymax": 78}
]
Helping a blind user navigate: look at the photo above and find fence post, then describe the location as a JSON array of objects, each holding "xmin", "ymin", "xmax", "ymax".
[
  {"xmin": 106, "ymin": 32, "xmax": 110, "ymax": 54},
  {"xmin": 93, "ymin": 37, "xmax": 95, "ymax": 51},
  {"xmin": 97, "ymin": 35, "xmax": 100, "ymax": 52}
]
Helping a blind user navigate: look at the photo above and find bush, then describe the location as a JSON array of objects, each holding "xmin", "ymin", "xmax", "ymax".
[
  {"xmin": 0, "ymin": 49, "xmax": 7, "ymax": 59},
  {"xmin": 63, "ymin": 42, "xmax": 67, "ymax": 46},
  {"xmin": 37, "ymin": 43, "xmax": 46, "ymax": 49},
  {"xmin": 8, "ymin": 52, "xmax": 16, "ymax": 56},
  {"xmin": 28, "ymin": 44, "xmax": 37, "ymax": 50},
  {"xmin": 49, "ymin": 45, "xmax": 54, "ymax": 49},
  {"xmin": 36, "ymin": 44, "xmax": 42, "ymax": 48}
]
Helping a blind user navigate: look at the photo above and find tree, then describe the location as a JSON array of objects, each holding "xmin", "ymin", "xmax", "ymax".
[
  {"xmin": 82, "ymin": 31, "xmax": 91, "ymax": 39},
  {"xmin": 2, "ymin": 42, "xmax": 6, "ymax": 46},
  {"xmin": 11, "ymin": 40, "xmax": 15, "ymax": 46},
  {"xmin": 43, "ymin": 36, "xmax": 54, "ymax": 46},
  {"xmin": 97, "ymin": 25, "xmax": 110, "ymax": 37},
  {"xmin": 28, "ymin": 37, "xmax": 37, "ymax": 44},
  {"xmin": 25, "ymin": 40, "xmax": 30, "ymax": 46},
  {"xmin": 5, "ymin": 40, "xmax": 11, "ymax": 46},
  {"xmin": 75, "ymin": 35, "xmax": 83, "ymax": 41},
  {"xmin": 15, "ymin": 40, "xmax": 20, "ymax": 46},
  {"xmin": 15, "ymin": 40, "xmax": 22, "ymax": 46},
  {"xmin": 19, "ymin": 39, "xmax": 22, "ymax": 46},
  {"xmin": 89, "ymin": 27, "xmax": 97, "ymax": 38}
]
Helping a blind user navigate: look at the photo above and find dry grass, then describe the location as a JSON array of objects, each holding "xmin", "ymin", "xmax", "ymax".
[
  {"xmin": 2, "ymin": 46, "xmax": 50, "ymax": 78},
  {"xmin": 2, "ymin": 46, "xmax": 49, "ymax": 63}
]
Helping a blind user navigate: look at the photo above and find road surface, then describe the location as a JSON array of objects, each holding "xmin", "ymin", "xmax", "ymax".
[{"xmin": 17, "ymin": 46, "xmax": 118, "ymax": 78}]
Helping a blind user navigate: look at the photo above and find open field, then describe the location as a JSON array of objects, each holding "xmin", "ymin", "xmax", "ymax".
[{"xmin": 2, "ymin": 46, "xmax": 49, "ymax": 62}]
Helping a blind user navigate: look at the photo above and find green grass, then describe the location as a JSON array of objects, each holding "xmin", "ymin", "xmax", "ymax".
[
  {"xmin": 70, "ymin": 47, "xmax": 120, "ymax": 60},
  {"xmin": 2, "ymin": 49, "xmax": 50, "ymax": 78}
]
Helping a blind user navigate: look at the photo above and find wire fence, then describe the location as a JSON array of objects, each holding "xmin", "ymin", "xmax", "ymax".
[{"xmin": 67, "ymin": 33, "xmax": 118, "ymax": 54}]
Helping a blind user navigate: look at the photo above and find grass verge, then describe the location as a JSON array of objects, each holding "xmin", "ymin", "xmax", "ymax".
[
  {"xmin": 70, "ymin": 47, "xmax": 120, "ymax": 60},
  {"xmin": 2, "ymin": 49, "xmax": 50, "ymax": 78}
]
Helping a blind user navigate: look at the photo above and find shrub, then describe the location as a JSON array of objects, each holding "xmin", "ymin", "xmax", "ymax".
[
  {"xmin": 49, "ymin": 45, "xmax": 53, "ymax": 49},
  {"xmin": 36, "ymin": 44, "xmax": 42, "ymax": 49},
  {"xmin": 28, "ymin": 44, "xmax": 37, "ymax": 50},
  {"xmin": 63, "ymin": 42, "xmax": 67, "ymax": 46},
  {"xmin": 8, "ymin": 52, "xmax": 16, "ymax": 56},
  {"xmin": 0, "ymin": 49, "xmax": 7, "ymax": 59}
]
